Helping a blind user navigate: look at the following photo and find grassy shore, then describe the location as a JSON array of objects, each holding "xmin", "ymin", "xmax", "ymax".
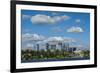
[{"xmin": 21, "ymin": 49, "xmax": 90, "ymax": 62}]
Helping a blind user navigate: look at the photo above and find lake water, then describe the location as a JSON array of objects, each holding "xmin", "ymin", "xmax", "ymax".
[{"xmin": 22, "ymin": 57, "xmax": 90, "ymax": 63}]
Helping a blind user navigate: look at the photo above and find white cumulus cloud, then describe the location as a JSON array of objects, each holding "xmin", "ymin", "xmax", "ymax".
[
  {"xmin": 22, "ymin": 33, "xmax": 45, "ymax": 41},
  {"xmin": 42, "ymin": 36, "xmax": 76, "ymax": 43},
  {"xmin": 31, "ymin": 14, "xmax": 70, "ymax": 24},
  {"xmin": 35, "ymin": 36, "xmax": 76, "ymax": 45},
  {"xmin": 47, "ymin": 37, "xmax": 63, "ymax": 42},
  {"xmin": 67, "ymin": 26, "xmax": 84, "ymax": 33}
]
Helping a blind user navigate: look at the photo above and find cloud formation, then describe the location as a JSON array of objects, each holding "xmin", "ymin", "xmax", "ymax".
[
  {"xmin": 67, "ymin": 26, "xmax": 84, "ymax": 33},
  {"xmin": 51, "ymin": 27, "xmax": 62, "ymax": 33},
  {"xmin": 22, "ymin": 15, "xmax": 31, "ymax": 19},
  {"xmin": 75, "ymin": 19, "xmax": 81, "ymax": 23},
  {"xmin": 22, "ymin": 33, "xmax": 45, "ymax": 41},
  {"xmin": 36, "ymin": 36, "xmax": 76, "ymax": 44},
  {"xmin": 22, "ymin": 33, "xmax": 77, "ymax": 50},
  {"xmin": 47, "ymin": 37, "xmax": 63, "ymax": 42},
  {"xmin": 26, "ymin": 43, "xmax": 34, "ymax": 48},
  {"xmin": 31, "ymin": 14, "xmax": 70, "ymax": 24}
]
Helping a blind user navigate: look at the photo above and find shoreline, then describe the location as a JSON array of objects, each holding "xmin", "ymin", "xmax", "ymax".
[{"xmin": 21, "ymin": 57, "xmax": 90, "ymax": 63}]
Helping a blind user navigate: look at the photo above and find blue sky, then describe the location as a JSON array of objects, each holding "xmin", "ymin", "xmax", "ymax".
[{"xmin": 21, "ymin": 9, "xmax": 90, "ymax": 49}]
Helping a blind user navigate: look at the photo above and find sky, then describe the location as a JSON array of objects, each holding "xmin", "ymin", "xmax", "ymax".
[{"xmin": 21, "ymin": 9, "xmax": 90, "ymax": 50}]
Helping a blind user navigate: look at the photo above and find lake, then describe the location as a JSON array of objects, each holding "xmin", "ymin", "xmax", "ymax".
[{"xmin": 22, "ymin": 57, "xmax": 90, "ymax": 63}]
